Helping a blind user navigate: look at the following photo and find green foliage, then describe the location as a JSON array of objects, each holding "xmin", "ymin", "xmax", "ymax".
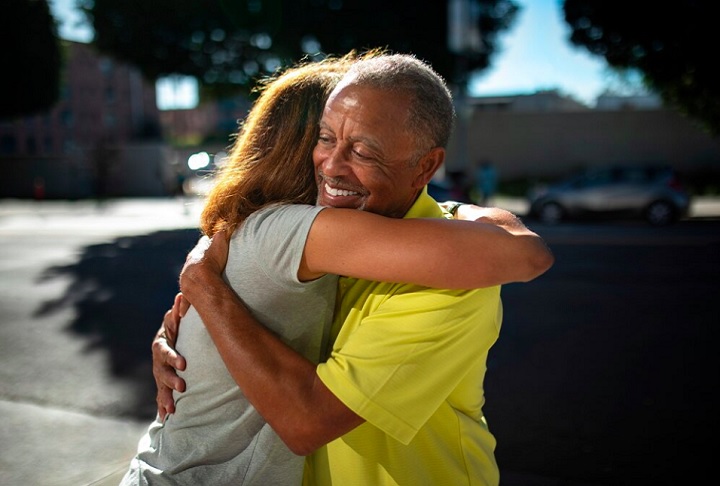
[
  {"xmin": 1, "ymin": 0, "xmax": 62, "ymax": 119},
  {"xmin": 79, "ymin": 0, "xmax": 519, "ymax": 99},
  {"xmin": 563, "ymin": 0, "xmax": 720, "ymax": 136}
]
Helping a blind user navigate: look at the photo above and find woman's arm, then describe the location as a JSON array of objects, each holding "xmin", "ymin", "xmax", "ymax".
[{"xmin": 299, "ymin": 205, "xmax": 553, "ymax": 288}]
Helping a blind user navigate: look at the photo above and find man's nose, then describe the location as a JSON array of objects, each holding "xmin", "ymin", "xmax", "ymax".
[{"xmin": 319, "ymin": 146, "xmax": 351, "ymax": 176}]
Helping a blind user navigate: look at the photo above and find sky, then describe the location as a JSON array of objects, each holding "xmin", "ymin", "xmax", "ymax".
[
  {"xmin": 49, "ymin": 0, "xmax": 614, "ymax": 108},
  {"xmin": 468, "ymin": 0, "xmax": 611, "ymax": 104}
]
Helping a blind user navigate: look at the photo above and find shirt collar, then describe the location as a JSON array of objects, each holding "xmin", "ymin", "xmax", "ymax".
[{"xmin": 403, "ymin": 186, "xmax": 444, "ymax": 219}]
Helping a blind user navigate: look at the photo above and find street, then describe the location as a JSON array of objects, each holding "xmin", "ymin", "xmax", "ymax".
[
  {"xmin": 486, "ymin": 218, "xmax": 719, "ymax": 485},
  {"xmin": 1, "ymin": 197, "xmax": 718, "ymax": 485}
]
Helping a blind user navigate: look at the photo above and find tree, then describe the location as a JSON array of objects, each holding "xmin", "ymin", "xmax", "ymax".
[
  {"xmin": 274, "ymin": 0, "xmax": 520, "ymax": 89},
  {"xmin": 79, "ymin": 0, "xmax": 519, "ymax": 100},
  {"xmin": 1, "ymin": 0, "xmax": 62, "ymax": 119},
  {"xmin": 563, "ymin": 0, "xmax": 720, "ymax": 135}
]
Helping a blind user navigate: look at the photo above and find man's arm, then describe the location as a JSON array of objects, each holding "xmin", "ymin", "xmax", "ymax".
[{"xmin": 179, "ymin": 231, "xmax": 364, "ymax": 455}]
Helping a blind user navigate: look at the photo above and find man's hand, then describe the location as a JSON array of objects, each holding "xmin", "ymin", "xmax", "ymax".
[
  {"xmin": 179, "ymin": 231, "xmax": 230, "ymax": 297},
  {"xmin": 152, "ymin": 292, "xmax": 188, "ymax": 420}
]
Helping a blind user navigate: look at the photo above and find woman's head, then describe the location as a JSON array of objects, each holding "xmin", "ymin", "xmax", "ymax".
[{"xmin": 200, "ymin": 54, "xmax": 355, "ymax": 237}]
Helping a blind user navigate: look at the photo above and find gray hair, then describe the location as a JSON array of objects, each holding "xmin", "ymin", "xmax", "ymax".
[{"xmin": 342, "ymin": 53, "xmax": 456, "ymax": 158}]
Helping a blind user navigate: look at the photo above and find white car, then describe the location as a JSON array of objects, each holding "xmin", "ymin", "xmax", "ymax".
[{"xmin": 527, "ymin": 165, "xmax": 691, "ymax": 226}]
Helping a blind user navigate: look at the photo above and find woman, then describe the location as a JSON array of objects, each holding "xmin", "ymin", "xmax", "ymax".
[{"xmin": 122, "ymin": 52, "xmax": 551, "ymax": 485}]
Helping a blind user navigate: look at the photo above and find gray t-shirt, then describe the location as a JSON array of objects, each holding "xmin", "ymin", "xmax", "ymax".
[{"xmin": 121, "ymin": 204, "xmax": 338, "ymax": 485}]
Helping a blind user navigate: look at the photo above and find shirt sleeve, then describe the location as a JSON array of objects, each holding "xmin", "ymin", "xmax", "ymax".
[
  {"xmin": 317, "ymin": 284, "xmax": 502, "ymax": 444},
  {"xmin": 237, "ymin": 204, "xmax": 324, "ymax": 286}
]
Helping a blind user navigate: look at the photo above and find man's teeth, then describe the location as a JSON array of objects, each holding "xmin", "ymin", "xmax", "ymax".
[{"xmin": 325, "ymin": 184, "xmax": 359, "ymax": 197}]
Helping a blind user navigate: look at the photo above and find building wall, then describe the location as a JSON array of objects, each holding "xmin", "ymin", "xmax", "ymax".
[
  {"xmin": 159, "ymin": 105, "xmax": 220, "ymax": 144},
  {"xmin": 0, "ymin": 142, "xmax": 174, "ymax": 199},
  {"xmin": 446, "ymin": 106, "xmax": 720, "ymax": 182},
  {"xmin": 4, "ymin": 43, "xmax": 719, "ymax": 198},
  {"xmin": 0, "ymin": 41, "xmax": 165, "ymax": 199}
]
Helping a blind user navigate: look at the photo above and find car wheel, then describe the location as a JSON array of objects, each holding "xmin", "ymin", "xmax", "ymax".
[
  {"xmin": 538, "ymin": 202, "xmax": 564, "ymax": 224},
  {"xmin": 645, "ymin": 200, "xmax": 676, "ymax": 226}
]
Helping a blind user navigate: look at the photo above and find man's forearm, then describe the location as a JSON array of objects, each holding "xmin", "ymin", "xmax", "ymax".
[{"xmin": 179, "ymin": 265, "xmax": 362, "ymax": 454}]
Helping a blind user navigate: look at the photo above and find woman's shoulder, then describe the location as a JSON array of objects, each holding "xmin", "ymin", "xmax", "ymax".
[
  {"xmin": 233, "ymin": 203, "xmax": 324, "ymax": 245},
  {"xmin": 250, "ymin": 203, "xmax": 322, "ymax": 221}
]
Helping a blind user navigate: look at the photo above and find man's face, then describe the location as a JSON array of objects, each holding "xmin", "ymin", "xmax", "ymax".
[{"xmin": 313, "ymin": 84, "xmax": 439, "ymax": 218}]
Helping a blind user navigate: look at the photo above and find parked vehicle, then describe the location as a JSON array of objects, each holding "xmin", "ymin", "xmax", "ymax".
[{"xmin": 526, "ymin": 165, "xmax": 691, "ymax": 226}]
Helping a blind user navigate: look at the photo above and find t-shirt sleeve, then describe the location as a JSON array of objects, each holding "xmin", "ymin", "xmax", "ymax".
[
  {"xmin": 317, "ymin": 285, "xmax": 502, "ymax": 444},
  {"xmin": 234, "ymin": 204, "xmax": 325, "ymax": 286}
]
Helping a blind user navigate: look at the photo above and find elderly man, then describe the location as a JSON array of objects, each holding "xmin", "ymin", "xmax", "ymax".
[{"xmin": 156, "ymin": 53, "xmax": 553, "ymax": 485}]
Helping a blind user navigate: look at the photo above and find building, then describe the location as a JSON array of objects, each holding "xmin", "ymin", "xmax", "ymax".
[
  {"xmin": 444, "ymin": 90, "xmax": 720, "ymax": 193},
  {"xmin": 3, "ymin": 42, "xmax": 718, "ymax": 200},
  {"xmin": 0, "ymin": 41, "xmax": 169, "ymax": 199}
]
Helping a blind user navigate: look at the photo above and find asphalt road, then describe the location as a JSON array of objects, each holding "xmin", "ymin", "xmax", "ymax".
[
  {"xmin": 486, "ymin": 219, "xmax": 719, "ymax": 485},
  {"xmin": 1, "ymin": 197, "xmax": 718, "ymax": 485}
]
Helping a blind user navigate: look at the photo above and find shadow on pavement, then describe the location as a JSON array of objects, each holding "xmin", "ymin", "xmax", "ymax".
[{"xmin": 33, "ymin": 228, "xmax": 202, "ymax": 419}]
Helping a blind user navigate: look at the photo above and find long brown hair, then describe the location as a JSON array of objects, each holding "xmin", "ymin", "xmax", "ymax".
[{"xmin": 200, "ymin": 54, "xmax": 356, "ymax": 237}]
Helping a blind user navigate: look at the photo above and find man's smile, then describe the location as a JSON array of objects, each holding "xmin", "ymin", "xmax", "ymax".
[{"xmin": 324, "ymin": 183, "xmax": 360, "ymax": 197}]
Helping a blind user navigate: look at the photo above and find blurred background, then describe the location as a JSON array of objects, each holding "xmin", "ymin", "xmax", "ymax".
[
  {"xmin": 1, "ymin": 1, "xmax": 719, "ymax": 485},
  {"xmin": 1, "ymin": 0, "xmax": 719, "ymax": 204}
]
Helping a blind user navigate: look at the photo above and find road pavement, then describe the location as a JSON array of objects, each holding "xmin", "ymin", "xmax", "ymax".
[
  {"xmin": 0, "ymin": 197, "xmax": 204, "ymax": 486},
  {"xmin": 1, "ymin": 195, "xmax": 718, "ymax": 486}
]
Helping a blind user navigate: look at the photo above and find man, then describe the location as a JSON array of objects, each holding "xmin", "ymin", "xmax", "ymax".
[{"xmin": 155, "ymin": 54, "xmax": 553, "ymax": 485}]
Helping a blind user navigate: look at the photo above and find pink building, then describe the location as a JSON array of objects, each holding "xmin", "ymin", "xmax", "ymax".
[{"xmin": 0, "ymin": 41, "xmax": 164, "ymax": 198}]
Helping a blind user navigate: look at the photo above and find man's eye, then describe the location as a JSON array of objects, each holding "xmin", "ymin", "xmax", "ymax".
[{"xmin": 352, "ymin": 149, "xmax": 372, "ymax": 160}]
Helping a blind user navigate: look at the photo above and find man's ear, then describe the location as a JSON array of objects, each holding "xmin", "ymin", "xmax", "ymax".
[{"xmin": 413, "ymin": 147, "xmax": 445, "ymax": 188}]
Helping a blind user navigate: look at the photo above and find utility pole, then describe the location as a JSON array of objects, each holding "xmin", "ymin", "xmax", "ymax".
[{"xmin": 447, "ymin": 0, "xmax": 483, "ymax": 179}]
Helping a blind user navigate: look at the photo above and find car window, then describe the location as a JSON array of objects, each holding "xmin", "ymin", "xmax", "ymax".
[
  {"xmin": 562, "ymin": 165, "xmax": 676, "ymax": 190},
  {"xmin": 578, "ymin": 169, "xmax": 614, "ymax": 188},
  {"xmin": 622, "ymin": 167, "xmax": 648, "ymax": 183}
]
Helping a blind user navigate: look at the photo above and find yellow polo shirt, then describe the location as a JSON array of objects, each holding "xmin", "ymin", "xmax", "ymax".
[{"xmin": 304, "ymin": 189, "xmax": 503, "ymax": 486}]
